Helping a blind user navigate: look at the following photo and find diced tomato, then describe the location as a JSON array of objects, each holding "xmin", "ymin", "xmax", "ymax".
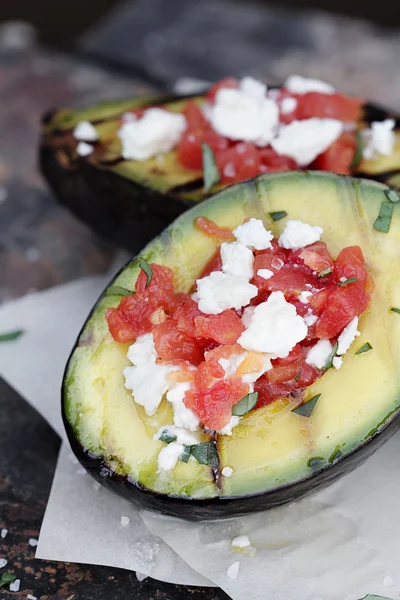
[
  {"xmin": 203, "ymin": 129, "xmax": 230, "ymax": 154},
  {"xmin": 266, "ymin": 359, "xmax": 303, "ymax": 384},
  {"xmin": 194, "ymin": 217, "xmax": 234, "ymax": 240},
  {"xmin": 258, "ymin": 147, "xmax": 298, "ymax": 173},
  {"xmin": 183, "ymin": 101, "xmax": 209, "ymax": 131},
  {"xmin": 197, "ymin": 248, "xmax": 223, "ymax": 280},
  {"xmin": 216, "ymin": 143, "xmax": 261, "ymax": 184},
  {"xmin": 118, "ymin": 294, "xmax": 154, "ymax": 336},
  {"xmin": 173, "ymin": 297, "xmax": 202, "ymax": 337},
  {"xmin": 106, "ymin": 307, "xmax": 139, "ymax": 344},
  {"xmin": 135, "ymin": 263, "xmax": 175, "ymax": 309},
  {"xmin": 333, "ymin": 245, "xmax": 368, "ymax": 286},
  {"xmin": 254, "ymin": 377, "xmax": 293, "ymax": 408},
  {"xmin": 194, "ymin": 310, "xmax": 245, "ymax": 344},
  {"xmin": 297, "ymin": 92, "xmax": 363, "ymax": 122},
  {"xmin": 294, "ymin": 362, "xmax": 320, "ymax": 388},
  {"xmin": 177, "ymin": 130, "xmax": 204, "ymax": 170},
  {"xmin": 194, "ymin": 360, "xmax": 225, "ymax": 392},
  {"xmin": 314, "ymin": 132, "xmax": 357, "ymax": 175},
  {"xmin": 276, "ymin": 89, "xmax": 301, "ymax": 124},
  {"xmin": 152, "ymin": 319, "xmax": 204, "ymax": 365},
  {"xmin": 262, "ymin": 266, "xmax": 316, "ymax": 294},
  {"xmin": 206, "ymin": 77, "xmax": 238, "ymax": 103},
  {"xmin": 308, "ymin": 287, "xmax": 334, "ymax": 311},
  {"xmin": 272, "ymin": 344, "xmax": 303, "ymax": 367},
  {"xmin": 316, "ymin": 283, "xmax": 370, "ymax": 339},
  {"xmin": 299, "ymin": 241, "xmax": 334, "ymax": 273}
]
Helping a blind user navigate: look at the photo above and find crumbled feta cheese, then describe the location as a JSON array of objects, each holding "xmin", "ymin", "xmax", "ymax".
[
  {"xmin": 196, "ymin": 271, "xmax": 258, "ymax": 315},
  {"xmin": 218, "ymin": 416, "xmax": 240, "ymax": 436},
  {"xmin": 221, "ymin": 466, "xmax": 233, "ymax": 477},
  {"xmin": 124, "ymin": 361, "xmax": 179, "ymax": 416},
  {"xmin": 1, "ymin": 529, "xmax": 8, "ymax": 539},
  {"xmin": 281, "ymin": 97, "xmax": 298, "ymax": 114},
  {"xmin": 233, "ymin": 218, "xmax": 274, "ymax": 250},
  {"xmin": 304, "ymin": 313, "xmax": 318, "ymax": 327},
  {"xmin": 28, "ymin": 538, "xmax": 38, "ymax": 547},
  {"xmin": 127, "ymin": 333, "xmax": 157, "ymax": 366},
  {"xmin": 0, "ymin": 558, "xmax": 7, "ymax": 568},
  {"xmin": 257, "ymin": 268, "xmax": 274, "ymax": 280},
  {"xmin": 221, "ymin": 241, "xmax": 254, "ymax": 279},
  {"xmin": 284, "ymin": 75, "xmax": 335, "ymax": 95},
  {"xmin": 232, "ymin": 535, "xmax": 251, "ymax": 549},
  {"xmin": 271, "ymin": 118, "xmax": 343, "ymax": 166},
  {"xmin": 9, "ymin": 579, "xmax": 20, "ymax": 592},
  {"xmin": 238, "ymin": 291, "xmax": 307, "ymax": 357},
  {"xmin": 218, "ymin": 353, "xmax": 246, "ymax": 377},
  {"xmin": 278, "ymin": 220, "xmax": 323, "ymax": 250},
  {"xmin": 241, "ymin": 306, "xmax": 255, "ymax": 328},
  {"xmin": 363, "ymin": 119, "xmax": 395, "ymax": 159},
  {"xmin": 337, "ymin": 316, "xmax": 360, "ymax": 355},
  {"xmin": 154, "ymin": 425, "xmax": 200, "ymax": 445},
  {"xmin": 120, "ymin": 516, "xmax": 130, "ymax": 527},
  {"xmin": 299, "ymin": 291, "xmax": 312, "ymax": 304},
  {"xmin": 118, "ymin": 108, "xmax": 186, "ymax": 160},
  {"xmin": 227, "ymin": 561, "xmax": 240, "ymax": 580},
  {"xmin": 73, "ymin": 120, "xmax": 99, "ymax": 141},
  {"xmin": 76, "ymin": 141, "xmax": 94, "ymax": 157},
  {"xmin": 210, "ymin": 77, "xmax": 279, "ymax": 146},
  {"xmin": 332, "ymin": 356, "xmax": 343, "ymax": 370},
  {"xmin": 157, "ymin": 441, "xmax": 185, "ymax": 471},
  {"xmin": 305, "ymin": 339, "xmax": 333, "ymax": 369},
  {"xmin": 166, "ymin": 381, "xmax": 200, "ymax": 430}
]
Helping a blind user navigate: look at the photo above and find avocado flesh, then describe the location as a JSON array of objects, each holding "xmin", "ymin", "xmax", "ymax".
[{"xmin": 63, "ymin": 172, "xmax": 400, "ymax": 516}]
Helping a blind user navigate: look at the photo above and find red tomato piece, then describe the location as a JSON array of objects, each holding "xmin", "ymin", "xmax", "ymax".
[
  {"xmin": 297, "ymin": 92, "xmax": 363, "ymax": 122},
  {"xmin": 263, "ymin": 266, "xmax": 316, "ymax": 293},
  {"xmin": 272, "ymin": 344, "xmax": 303, "ymax": 367},
  {"xmin": 118, "ymin": 294, "xmax": 155, "ymax": 336},
  {"xmin": 308, "ymin": 287, "xmax": 334, "ymax": 311},
  {"xmin": 178, "ymin": 130, "xmax": 204, "ymax": 170},
  {"xmin": 194, "ymin": 360, "xmax": 225, "ymax": 392},
  {"xmin": 186, "ymin": 378, "xmax": 249, "ymax": 430},
  {"xmin": 135, "ymin": 263, "xmax": 175, "ymax": 309},
  {"xmin": 152, "ymin": 319, "xmax": 204, "ymax": 365},
  {"xmin": 299, "ymin": 241, "xmax": 334, "ymax": 273},
  {"xmin": 197, "ymin": 248, "xmax": 223, "ymax": 280},
  {"xmin": 183, "ymin": 101, "xmax": 209, "ymax": 130},
  {"xmin": 194, "ymin": 310, "xmax": 245, "ymax": 345},
  {"xmin": 194, "ymin": 217, "xmax": 234, "ymax": 240},
  {"xmin": 314, "ymin": 132, "xmax": 357, "ymax": 175},
  {"xmin": 266, "ymin": 359, "xmax": 303, "ymax": 384},
  {"xmin": 216, "ymin": 143, "xmax": 260, "ymax": 184},
  {"xmin": 106, "ymin": 307, "xmax": 139, "ymax": 344},
  {"xmin": 254, "ymin": 377, "xmax": 293, "ymax": 408},
  {"xmin": 315, "ymin": 283, "xmax": 370, "ymax": 339},
  {"xmin": 258, "ymin": 147, "xmax": 298, "ymax": 172},
  {"xmin": 173, "ymin": 297, "xmax": 202, "ymax": 337},
  {"xmin": 206, "ymin": 77, "xmax": 238, "ymax": 103},
  {"xmin": 294, "ymin": 362, "xmax": 320, "ymax": 388},
  {"xmin": 333, "ymin": 245, "xmax": 368, "ymax": 286}
]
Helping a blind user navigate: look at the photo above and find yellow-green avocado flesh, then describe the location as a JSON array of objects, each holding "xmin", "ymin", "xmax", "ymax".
[{"xmin": 63, "ymin": 172, "xmax": 400, "ymax": 519}]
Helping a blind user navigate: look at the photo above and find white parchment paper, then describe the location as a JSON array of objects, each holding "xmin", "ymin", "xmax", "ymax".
[{"xmin": 1, "ymin": 276, "xmax": 400, "ymax": 599}]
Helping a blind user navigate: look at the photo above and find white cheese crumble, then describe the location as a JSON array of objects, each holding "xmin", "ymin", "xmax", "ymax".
[
  {"xmin": 278, "ymin": 220, "xmax": 323, "ymax": 250},
  {"xmin": 127, "ymin": 333, "xmax": 157, "ymax": 365},
  {"xmin": 281, "ymin": 97, "xmax": 298, "ymax": 114},
  {"xmin": 304, "ymin": 313, "xmax": 318, "ymax": 327},
  {"xmin": 217, "ymin": 415, "xmax": 240, "ymax": 436},
  {"xmin": 337, "ymin": 316, "xmax": 360, "ymax": 355},
  {"xmin": 210, "ymin": 77, "xmax": 279, "ymax": 146},
  {"xmin": 166, "ymin": 381, "xmax": 200, "ymax": 431},
  {"xmin": 196, "ymin": 271, "xmax": 258, "ymax": 315},
  {"xmin": 232, "ymin": 535, "xmax": 251, "ymax": 549},
  {"xmin": 118, "ymin": 108, "xmax": 186, "ymax": 160},
  {"xmin": 238, "ymin": 291, "xmax": 307, "ymax": 357},
  {"xmin": 298, "ymin": 290, "xmax": 312, "ymax": 304},
  {"xmin": 28, "ymin": 538, "xmax": 38, "ymax": 547},
  {"xmin": 305, "ymin": 339, "xmax": 333, "ymax": 369},
  {"xmin": 73, "ymin": 120, "xmax": 98, "ymax": 141},
  {"xmin": 227, "ymin": 561, "xmax": 240, "ymax": 580},
  {"xmin": 221, "ymin": 241, "xmax": 254, "ymax": 279},
  {"xmin": 0, "ymin": 558, "xmax": 7, "ymax": 568},
  {"xmin": 76, "ymin": 141, "xmax": 94, "ymax": 157},
  {"xmin": 257, "ymin": 268, "xmax": 274, "ymax": 280},
  {"xmin": 120, "ymin": 516, "xmax": 130, "ymax": 527},
  {"xmin": 271, "ymin": 118, "xmax": 343, "ymax": 166},
  {"xmin": 9, "ymin": 579, "xmax": 20, "ymax": 592},
  {"xmin": 233, "ymin": 218, "xmax": 273, "ymax": 250},
  {"xmin": 157, "ymin": 441, "xmax": 186, "ymax": 471},
  {"xmin": 363, "ymin": 119, "xmax": 395, "ymax": 159},
  {"xmin": 1, "ymin": 529, "xmax": 8, "ymax": 538},
  {"xmin": 333, "ymin": 356, "xmax": 343, "ymax": 370},
  {"xmin": 241, "ymin": 306, "xmax": 255, "ymax": 328},
  {"xmin": 221, "ymin": 466, "xmax": 233, "ymax": 477},
  {"xmin": 284, "ymin": 75, "xmax": 335, "ymax": 95}
]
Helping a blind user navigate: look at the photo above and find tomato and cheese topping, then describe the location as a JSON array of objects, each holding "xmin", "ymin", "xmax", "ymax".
[
  {"xmin": 69, "ymin": 74, "xmax": 392, "ymax": 184},
  {"xmin": 106, "ymin": 216, "xmax": 372, "ymax": 471}
]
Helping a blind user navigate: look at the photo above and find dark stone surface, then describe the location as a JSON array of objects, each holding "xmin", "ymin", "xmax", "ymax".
[{"xmin": 0, "ymin": 376, "xmax": 228, "ymax": 599}]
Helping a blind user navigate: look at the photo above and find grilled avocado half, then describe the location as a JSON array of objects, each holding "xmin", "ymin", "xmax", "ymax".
[
  {"xmin": 63, "ymin": 171, "xmax": 400, "ymax": 520},
  {"xmin": 41, "ymin": 92, "xmax": 400, "ymax": 253}
]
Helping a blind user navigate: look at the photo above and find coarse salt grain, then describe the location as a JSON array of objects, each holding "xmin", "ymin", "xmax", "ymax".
[
  {"xmin": 10, "ymin": 579, "xmax": 20, "ymax": 592},
  {"xmin": 227, "ymin": 561, "xmax": 240, "ymax": 580},
  {"xmin": 28, "ymin": 538, "xmax": 38, "ymax": 547},
  {"xmin": 27, "ymin": 595, "xmax": 37, "ymax": 600},
  {"xmin": 0, "ymin": 558, "xmax": 7, "ymax": 568},
  {"xmin": 1, "ymin": 529, "xmax": 8, "ymax": 539},
  {"xmin": 221, "ymin": 466, "xmax": 233, "ymax": 477},
  {"xmin": 120, "ymin": 516, "xmax": 130, "ymax": 527}
]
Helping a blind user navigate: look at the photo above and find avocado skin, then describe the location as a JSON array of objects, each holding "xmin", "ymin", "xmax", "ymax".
[{"xmin": 40, "ymin": 91, "xmax": 400, "ymax": 254}]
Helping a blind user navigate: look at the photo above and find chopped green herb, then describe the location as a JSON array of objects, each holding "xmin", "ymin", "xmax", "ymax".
[
  {"xmin": 329, "ymin": 446, "xmax": 343, "ymax": 464},
  {"xmin": 350, "ymin": 130, "xmax": 364, "ymax": 168},
  {"xmin": 294, "ymin": 370, "xmax": 302, "ymax": 383},
  {"xmin": 105, "ymin": 285, "xmax": 134, "ymax": 297},
  {"xmin": 307, "ymin": 456, "xmax": 324, "ymax": 469},
  {"xmin": 318, "ymin": 268, "xmax": 332, "ymax": 278},
  {"xmin": 159, "ymin": 430, "xmax": 177, "ymax": 444},
  {"xmin": 269, "ymin": 210, "xmax": 288, "ymax": 222},
  {"xmin": 337, "ymin": 277, "xmax": 358, "ymax": 286},
  {"xmin": 179, "ymin": 446, "xmax": 191, "ymax": 463},
  {"xmin": 0, "ymin": 329, "xmax": 24, "ymax": 342},
  {"xmin": 390, "ymin": 307, "xmax": 400, "ymax": 314},
  {"xmin": 355, "ymin": 342, "xmax": 373, "ymax": 355},
  {"xmin": 232, "ymin": 392, "xmax": 258, "ymax": 416},
  {"xmin": 322, "ymin": 341, "xmax": 339, "ymax": 371},
  {"xmin": 202, "ymin": 143, "xmax": 220, "ymax": 192},
  {"xmin": 190, "ymin": 442, "xmax": 219, "ymax": 467},
  {"xmin": 385, "ymin": 188, "xmax": 400, "ymax": 203},
  {"xmin": 0, "ymin": 573, "xmax": 17, "ymax": 588},
  {"xmin": 138, "ymin": 257, "xmax": 153, "ymax": 288},
  {"xmin": 373, "ymin": 201, "xmax": 394, "ymax": 233},
  {"xmin": 291, "ymin": 394, "xmax": 321, "ymax": 418}
]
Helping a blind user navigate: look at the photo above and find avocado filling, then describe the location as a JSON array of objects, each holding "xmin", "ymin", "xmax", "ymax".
[{"xmin": 106, "ymin": 215, "xmax": 372, "ymax": 473}]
